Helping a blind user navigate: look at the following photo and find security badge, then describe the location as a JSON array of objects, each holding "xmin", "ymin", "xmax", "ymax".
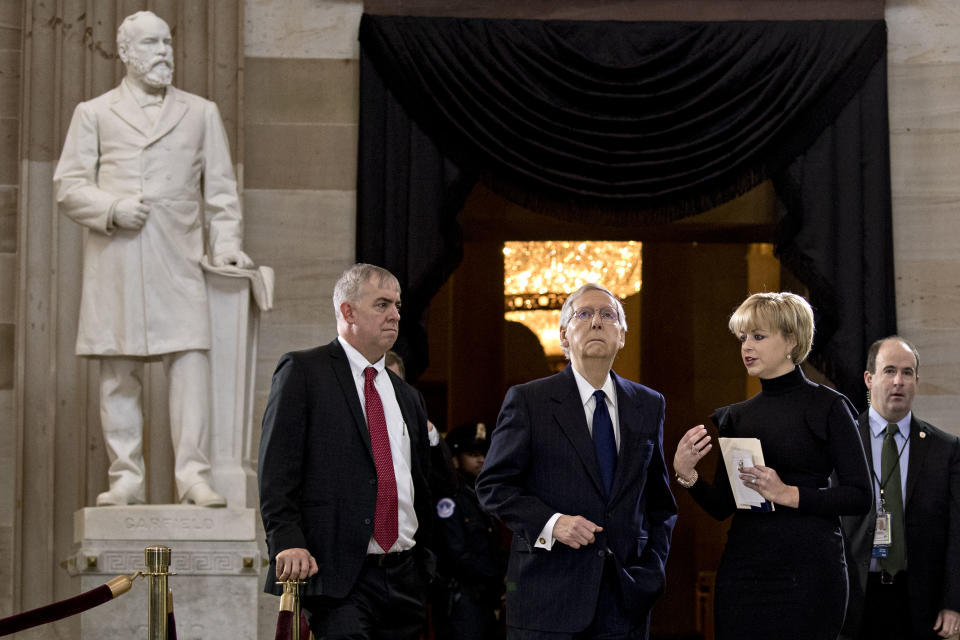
[
  {"xmin": 872, "ymin": 488, "xmax": 893, "ymax": 558},
  {"xmin": 436, "ymin": 497, "xmax": 456, "ymax": 519},
  {"xmin": 872, "ymin": 511, "xmax": 891, "ymax": 557}
]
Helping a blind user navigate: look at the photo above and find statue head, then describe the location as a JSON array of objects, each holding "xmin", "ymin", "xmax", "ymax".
[{"xmin": 117, "ymin": 11, "xmax": 174, "ymax": 92}]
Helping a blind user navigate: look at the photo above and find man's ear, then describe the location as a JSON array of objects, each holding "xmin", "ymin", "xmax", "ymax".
[
  {"xmin": 559, "ymin": 327, "xmax": 568, "ymax": 348},
  {"xmin": 863, "ymin": 370, "xmax": 873, "ymax": 391},
  {"xmin": 339, "ymin": 301, "xmax": 354, "ymax": 323}
]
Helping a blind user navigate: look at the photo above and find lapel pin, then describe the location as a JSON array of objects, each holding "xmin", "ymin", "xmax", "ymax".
[{"xmin": 919, "ymin": 431, "xmax": 926, "ymax": 439}]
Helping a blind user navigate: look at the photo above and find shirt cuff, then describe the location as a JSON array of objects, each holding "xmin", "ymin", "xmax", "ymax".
[
  {"xmin": 535, "ymin": 513, "xmax": 562, "ymax": 550},
  {"xmin": 428, "ymin": 426, "xmax": 440, "ymax": 447}
]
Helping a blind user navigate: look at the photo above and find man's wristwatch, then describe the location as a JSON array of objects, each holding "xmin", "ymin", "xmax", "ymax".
[{"xmin": 675, "ymin": 469, "xmax": 698, "ymax": 488}]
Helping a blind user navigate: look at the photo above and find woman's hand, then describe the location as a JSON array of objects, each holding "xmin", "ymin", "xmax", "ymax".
[
  {"xmin": 673, "ymin": 424, "xmax": 712, "ymax": 482},
  {"xmin": 738, "ymin": 465, "xmax": 799, "ymax": 508}
]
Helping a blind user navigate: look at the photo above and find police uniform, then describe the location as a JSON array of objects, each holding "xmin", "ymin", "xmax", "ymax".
[{"xmin": 434, "ymin": 422, "xmax": 507, "ymax": 640}]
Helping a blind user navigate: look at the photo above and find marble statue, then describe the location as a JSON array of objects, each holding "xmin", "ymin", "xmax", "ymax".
[{"xmin": 53, "ymin": 10, "xmax": 253, "ymax": 508}]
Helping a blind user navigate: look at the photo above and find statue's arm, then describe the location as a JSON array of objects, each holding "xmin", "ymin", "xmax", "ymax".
[
  {"xmin": 53, "ymin": 102, "xmax": 119, "ymax": 234},
  {"xmin": 202, "ymin": 101, "xmax": 252, "ymax": 267}
]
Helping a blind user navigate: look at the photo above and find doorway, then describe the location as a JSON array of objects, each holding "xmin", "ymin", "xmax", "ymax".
[{"xmin": 417, "ymin": 179, "xmax": 805, "ymax": 639}]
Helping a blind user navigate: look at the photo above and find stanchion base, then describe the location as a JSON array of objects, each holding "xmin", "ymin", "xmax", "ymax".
[{"xmin": 67, "ymin": 506, "xmax": 261, "ymax": 640}]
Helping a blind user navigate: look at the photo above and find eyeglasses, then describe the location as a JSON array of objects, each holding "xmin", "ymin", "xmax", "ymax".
[{"xmin": 572, "ymin": 307, "xmax": 619, "ymax": 324}]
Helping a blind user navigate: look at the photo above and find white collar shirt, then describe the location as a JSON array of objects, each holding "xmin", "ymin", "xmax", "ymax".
[
  {"xmin": 337, "ymin": 336, "xmax": 417, "ymax": 553},
  {"xmin": 571, "ymin": 366, "xmax": 621, "ymax": 450}
]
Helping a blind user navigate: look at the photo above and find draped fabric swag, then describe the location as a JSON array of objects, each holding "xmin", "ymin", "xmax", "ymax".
[{"xmin": 357, "ymin": 15, "xmax": 895, "ymax": 408}]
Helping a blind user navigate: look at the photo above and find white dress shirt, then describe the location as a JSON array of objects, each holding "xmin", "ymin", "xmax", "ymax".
[
  {"xmin": 535, "ymin": 367, "xmax": 619, "ymax": 550},
  {"xmin": 338, "ymin": 336, "xmax": 418, "ymax": 553}
]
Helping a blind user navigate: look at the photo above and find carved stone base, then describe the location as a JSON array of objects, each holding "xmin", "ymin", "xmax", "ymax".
[{"xmin": 68, "ymin": 506, "xmax": 261, "ymax": 640}]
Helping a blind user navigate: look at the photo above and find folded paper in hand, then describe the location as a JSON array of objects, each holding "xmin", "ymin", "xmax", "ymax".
[{"xmin": 719, "ymin": 437, "xmax": 774, "ymax": 511}]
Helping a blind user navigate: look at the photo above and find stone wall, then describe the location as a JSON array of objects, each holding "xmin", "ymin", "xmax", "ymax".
[
  {"xmin": 0, "ymin": 0, "xmax": 20, "ymax": 622},
  {"xmin": 887, "ymin": 1, "xmax": 960, "ymax": 434}
]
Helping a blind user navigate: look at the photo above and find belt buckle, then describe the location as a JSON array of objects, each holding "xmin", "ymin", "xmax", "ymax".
[{"xmin": 880, "ymin": 571, "xmax": 894, "ymax": 585}]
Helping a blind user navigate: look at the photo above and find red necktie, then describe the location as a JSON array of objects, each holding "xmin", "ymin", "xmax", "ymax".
[{"xmin": 364, "ymin": 367, "xmax": 398, "ymax": 552}]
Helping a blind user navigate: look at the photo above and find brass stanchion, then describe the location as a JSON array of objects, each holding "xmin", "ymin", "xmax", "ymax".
[
  {"xmin": 278, "ymin": 580, "xmax": 306, "ymax": 640},
  {"xmin": 145, "ymin": 546, "xmax": 173, "ymax": 640}
]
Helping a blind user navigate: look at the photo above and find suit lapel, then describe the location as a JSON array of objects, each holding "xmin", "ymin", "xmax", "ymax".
[
  {"xmin": 609, "ymin": 371, "xmax": 641, "ymax": 503},
  {"xmin": 110, "ymin": 83, "xmax": 152, "ymax": 137},
  {"xmin": 552, "ymin": 367, "xmax": 606, "ymax": 498},
  {"xmin": 328, "ymin": 339, "xmax": 374, "ymax": 459},
  {"xmin": 391, "ymin": 373, "xmax": 422, "ymax": 468},
  {"xmin": 146, "ymin": 86, "xmax": 189, "ymax": 145},
  {"xmin": 904, "ymin": 416, "xmax": 929, "ymax": 509},
  {"xmin": 858, "ymin": 413, "xmax": 872, "ymax": 461}
]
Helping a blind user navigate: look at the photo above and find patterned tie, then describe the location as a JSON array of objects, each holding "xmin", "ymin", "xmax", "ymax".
[
  {"xmin": 592, "ymin": 390, "xmax": 617, "ymax": 497},
  {"xmin": 364, "ymin": 367, "xmax": 398, "ymax": 552},
  {"xmin": 880, "ymin": 423, "xmax": 906, "ymax": 575}
]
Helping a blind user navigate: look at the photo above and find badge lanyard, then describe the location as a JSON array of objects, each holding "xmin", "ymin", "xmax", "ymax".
[{"xmin": 871, "ymin": 433, "xmax": 908, "ymax": 557}]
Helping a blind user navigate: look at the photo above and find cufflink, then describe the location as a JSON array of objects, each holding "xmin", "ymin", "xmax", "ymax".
[{"xmin": 539, "ymin": 537, "xmax": 546, "ymax": 544}]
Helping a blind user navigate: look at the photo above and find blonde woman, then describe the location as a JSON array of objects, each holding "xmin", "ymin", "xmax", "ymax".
[{"xmin": 673, "ymin": 292, "xmax": 871, "ymax": 640}]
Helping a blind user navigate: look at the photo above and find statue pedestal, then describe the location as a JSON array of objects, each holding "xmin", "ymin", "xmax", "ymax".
[{"xmin": 67, "ymin": 506, "xmax": 261, "ymax": 640}]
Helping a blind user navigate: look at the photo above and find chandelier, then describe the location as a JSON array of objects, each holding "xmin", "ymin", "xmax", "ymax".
[{"xmin": 504, "ymin": 241, "xmax": 642, "ymax": 355}]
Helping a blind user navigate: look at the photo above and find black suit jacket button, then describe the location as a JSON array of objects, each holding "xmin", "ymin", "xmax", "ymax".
[
  {"xmin": 369, "ymin": 478, "xmax": 376, "ymax": 485},
  {"xmin": 364, "ymin": 518, "xmax": 371, "ymax": 525},
  {"xmin": 597, "ymin": 550, "xmax": 606, "ymax": 557}
]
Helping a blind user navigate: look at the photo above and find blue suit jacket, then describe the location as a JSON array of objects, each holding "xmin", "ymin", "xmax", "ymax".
[{"xmin": 477, "ymin": 366, "xmax": 677, "ymax": 633}]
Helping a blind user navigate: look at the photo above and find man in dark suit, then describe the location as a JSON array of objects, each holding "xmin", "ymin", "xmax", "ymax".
[
  {"xmin": 477, "ymin": 283, "xmax": 677, "ymax": 639},
  {"xmin": 258, "ymin": 263, "xmax": 435, "ymax": 639},
  {"xmin": 841, "ymin": 336, "xmax": 960, "ymax": 640}
]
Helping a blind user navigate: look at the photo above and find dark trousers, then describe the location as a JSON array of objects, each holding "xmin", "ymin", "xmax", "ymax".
[
  {"xmin": 434, "ymin": 588, "xmax": 504, "ymax": 640},
  {"xmin": 857, "ymin": 571, "xmax": 912, "ymax": 640},
  {"xmin": 507, "ymin": 557, "xmax": 648, "ymax": 640},
  {"xmin": 304, "ymin": 552, "xmax": 427, "ymax": 640}
]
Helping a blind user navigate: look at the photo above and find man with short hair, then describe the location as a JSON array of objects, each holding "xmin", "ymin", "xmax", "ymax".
[
  {"xmin": 841, "ymin": 336, "xmax": 960, "ymax": 639},
  {"xmin": 54, "ymin": 10, "xmax": 253, "ymax": 507},
  {"xmin": 478, "ymin": 283, "xmax": 677, "ymax": 639},
  {"xmin": 258, "ymin": 263, "xmax": 436, "ymax": 639}
]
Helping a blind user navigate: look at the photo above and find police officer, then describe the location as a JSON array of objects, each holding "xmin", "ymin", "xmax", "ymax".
[{"xmin": 434, "ymin": 421, "xmax": 507, "ymax": 640}]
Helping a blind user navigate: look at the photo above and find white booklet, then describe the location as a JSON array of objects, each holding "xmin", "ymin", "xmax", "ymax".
[{"xmin": 719, "ymin": 437, "xmax": 774, "ymax": 511}]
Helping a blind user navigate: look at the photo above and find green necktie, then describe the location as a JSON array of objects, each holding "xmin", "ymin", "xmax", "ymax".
[{"xmin": 880, "ymin": 423, "xmax": 906, "ymax": 575}]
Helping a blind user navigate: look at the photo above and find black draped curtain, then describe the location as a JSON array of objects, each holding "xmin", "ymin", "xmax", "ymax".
[{"xmin": 357, "ymin": 15, "xmax": 895, "ymax": 409}]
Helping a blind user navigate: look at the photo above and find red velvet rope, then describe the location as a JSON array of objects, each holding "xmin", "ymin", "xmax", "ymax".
[
  {"xmin": 0, "ymin": 584, "xmax": 113, "ymax": 636},
  {"xmin": 300, "ymin": 611, "xmax": 310, "ymax": 639},
  {"xmin": 274, "ymin": 609, "xmax": 293, "ymax": 640}
]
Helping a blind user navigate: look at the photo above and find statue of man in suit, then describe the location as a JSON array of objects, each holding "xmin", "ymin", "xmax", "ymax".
[{"xmin": 53, "ymin": 10, "xmax": 253, "ymax": 507}]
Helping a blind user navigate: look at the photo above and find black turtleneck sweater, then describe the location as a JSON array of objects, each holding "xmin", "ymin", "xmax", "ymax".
[
  {"xmin": 690, "ymin": 365, "xmax": 872, "ymax": 523},
  {"xmin": 687, "ymin": 366, "xmax": 873, "ymax": 640}
]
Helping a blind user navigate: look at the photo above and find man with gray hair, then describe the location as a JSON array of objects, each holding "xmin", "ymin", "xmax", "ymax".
[
  {"xmin": 478, "ymin": 283, "xmax": 677, "ymax": 639},
  {"xmin": 54, "ymin": 10, "xmax": 252, "ymax": 507},
  {"xmin": 259, "ymin": 263, "xmax": 437, "ymax": 639}
]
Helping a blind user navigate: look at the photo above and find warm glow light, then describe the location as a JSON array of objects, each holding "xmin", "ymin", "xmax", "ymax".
[
  {"xmin": 504, "ymin": 241, "xmax": 642, "ymax": 355},
  {"xmin": 505, "ymin": 310, "xmax": 563, "ymax": 356}
]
